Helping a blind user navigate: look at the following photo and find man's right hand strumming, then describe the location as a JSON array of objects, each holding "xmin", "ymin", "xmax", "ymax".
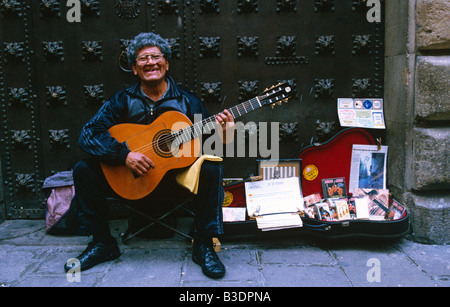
[{"xmin": 125, "ymin": 152, "xmax": 155, "ymax": 177}]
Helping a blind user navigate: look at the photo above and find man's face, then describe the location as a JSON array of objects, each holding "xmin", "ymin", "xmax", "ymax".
[{"xmin": 132, "ymin": 46, "xmax": 169, "ymax": 84}]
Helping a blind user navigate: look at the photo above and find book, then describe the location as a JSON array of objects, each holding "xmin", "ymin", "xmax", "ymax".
[
  {"xmin": 245, "ymin": 177, "xmax": 304, "ymax": 231},
  {"xmin": 347, "ymin": 197, "xmax": 357, "ymax": 219},
  {"xmin": 348, "ymin": 197, "xmax": 370, "ymax": 220},
  {"xmin": 256, "ymin": 213, "xmax": 303, "ymax": 231},
  {"xmin": 322, "ymin": 177, "xmax": 347, "ymax": 198},
  {"xmin": 303, "ymin": 205, "xmax": 316, "ymax": 219},
  {"xmin": 333, "ymin": 199, "xmax": 351, "ymax": 220},
  {"xmin": 245, "ymin": 177, "xmax": 304, "ymax": 217},
  {"xmin": 352, "ymin": 188, "xmax": 389, "ymax": 220},
  {"xmin": 303, "ymin": 193, "xmax": 321, "ymax": 207},
  {"xmin": 313, "ymin": 202, "xmax": 333, "ymax": 221}
]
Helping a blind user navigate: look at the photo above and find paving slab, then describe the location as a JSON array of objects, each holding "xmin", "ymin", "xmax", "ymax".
[{"xmin": 0, "ymin": 219, "xmax": 449, "ymax": 289}]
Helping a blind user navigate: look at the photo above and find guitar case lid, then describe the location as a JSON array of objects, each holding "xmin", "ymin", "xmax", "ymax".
[{"xmin": 297, "ymin": 128, "xmax": 376, "ymax": 198}]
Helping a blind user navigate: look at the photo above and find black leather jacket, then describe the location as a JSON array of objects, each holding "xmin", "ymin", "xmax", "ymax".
[{"xmin": 79, "ymin": 76, "xmax": 210, "ymax": 165}]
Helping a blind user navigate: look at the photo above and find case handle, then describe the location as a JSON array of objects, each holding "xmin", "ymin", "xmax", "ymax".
[{"xmin": 302, "ymin": 223, "xmax": 331, "ymax": 232}]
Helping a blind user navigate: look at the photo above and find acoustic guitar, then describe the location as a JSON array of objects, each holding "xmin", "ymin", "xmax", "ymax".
[{"xmin": 101, "ymin": 83, "xmax": 292, "ymax": 200}]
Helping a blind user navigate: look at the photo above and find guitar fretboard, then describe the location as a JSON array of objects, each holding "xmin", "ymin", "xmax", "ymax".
[{"xmin": 172, "ymin": 97, "xmax": 262, "ymax": 145}]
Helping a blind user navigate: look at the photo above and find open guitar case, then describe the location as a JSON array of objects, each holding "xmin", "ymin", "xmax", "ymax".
[{"xmin": 222, "ymin": 128, "xmax": 410, "ymax": 240}]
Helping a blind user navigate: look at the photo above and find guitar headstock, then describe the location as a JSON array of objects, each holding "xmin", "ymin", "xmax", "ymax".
[{"xmin": 258, "ymin": 82, "xmax": 292, "ymax": 109}]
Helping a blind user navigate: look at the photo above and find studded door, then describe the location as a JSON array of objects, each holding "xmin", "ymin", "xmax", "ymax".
[{"xmin": 0, "ymin": 0, "xmax": 384, "ymax": 219}]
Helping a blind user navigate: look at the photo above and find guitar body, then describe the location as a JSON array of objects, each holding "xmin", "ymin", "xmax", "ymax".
[{"xmin": 101, "ymin": 111, "xmax": 200, "ymax": 200}]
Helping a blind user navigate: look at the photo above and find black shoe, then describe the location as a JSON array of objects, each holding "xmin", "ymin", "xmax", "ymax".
[
  {"xmin": 64, "ymin": 239, "xmax": 121, "ymax": 273},
  {"xmin": 192, "ymin": 237, "xmax": 225, "ymax": 279}
]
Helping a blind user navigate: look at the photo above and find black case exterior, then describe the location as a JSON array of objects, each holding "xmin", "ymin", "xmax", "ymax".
[
  {"xmin": 300, "ymin": 210, "xmax": 410, "ymax": 239},
  {"xmin": 223, "ymin": 206, "xmax": 410, "ymax": 240}
]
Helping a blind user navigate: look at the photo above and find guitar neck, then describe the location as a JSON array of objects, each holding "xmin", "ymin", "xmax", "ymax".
[{"xmin": 173, "ymin": 96, "xmax": 263, "ymax": 143}]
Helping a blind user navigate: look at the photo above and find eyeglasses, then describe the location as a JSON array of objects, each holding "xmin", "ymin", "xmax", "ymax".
[{"xmin": 135, "ymin": 53, "xmax": 165, "ymax": 65}]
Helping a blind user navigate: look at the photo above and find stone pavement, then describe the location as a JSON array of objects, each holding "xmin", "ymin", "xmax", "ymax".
[{"xmin": 0, "ymin": 219, "xmax": 449, "ymax": 288}]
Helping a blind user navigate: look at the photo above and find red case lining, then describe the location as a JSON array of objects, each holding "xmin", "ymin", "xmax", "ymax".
[{"xmin": 298, "ymin": 128, "xmax": 376, "ymax": 198}]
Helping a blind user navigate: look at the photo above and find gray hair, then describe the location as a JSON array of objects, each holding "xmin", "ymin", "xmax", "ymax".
[{"xmin": 127, "ymin": 32, "xmax": 172, "ymax": 66}]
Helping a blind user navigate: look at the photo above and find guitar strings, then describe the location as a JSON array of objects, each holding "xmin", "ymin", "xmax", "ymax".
[
  {"xmin": 130, "ymin": 116, "xmax": 219, "ymax": 159},
  {"xmin": 130, "ymin": 116, "xmax": 216, "ymax": 157},
  {"xmin": 135, "ymin": 85, "xmax": 286, "ymax": 156},
  {"xmin": 131, "ymin": 96, "xmax": 265, "ymax": 158},
  {"xmin": 132, "ymin": 100, "xmax": 253, "ymax": 156},
  {"xmin": 127, "ymin": 84, "xmax": 289, "ymax": 158},
  {"xmin": 129, "ymin": 97, "xmax": 262, "ymax": 156},
  {"xmin": 130, "ymin": 91, "xmax": 286, "ymax": 157}
]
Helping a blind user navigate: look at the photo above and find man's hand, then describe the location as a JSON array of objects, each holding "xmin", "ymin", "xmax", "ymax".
[
  {"xmin": 215, "ymin": 109, "xmax": 235, "ymax": 144},
  {"xmin": 125, "ymin": 152, "xmax": 155, "ymax": 177}
]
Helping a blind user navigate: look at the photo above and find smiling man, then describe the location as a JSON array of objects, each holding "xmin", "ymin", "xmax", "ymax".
[{"xmin": 65, "ymin": 32, "xmax": 234, "ymax": 279}]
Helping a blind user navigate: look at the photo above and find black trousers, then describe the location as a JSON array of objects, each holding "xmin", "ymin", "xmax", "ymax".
[{"xmin": 73, "ymin": 158, "xmax": 224, "ymax": 243}]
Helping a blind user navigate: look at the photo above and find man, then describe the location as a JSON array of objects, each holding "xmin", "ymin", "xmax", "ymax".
[{"xmin": 64, "ymin": 32, "xmax": 234, "ymax": 279}]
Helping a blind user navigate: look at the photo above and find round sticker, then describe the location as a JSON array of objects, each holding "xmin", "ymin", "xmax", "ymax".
[
  {"xmin": 354, "ymin": 100, "xmax": 363, "ymax": 109},
  {"xmin": 373, "ymin": 100, "xmax": 382, "ymax": 109},
  {"xmin": 223, "ymin": 191, "xmax": 233, "ymax": 207},
  {"xmin": 303, "ymin": 164, "xmax": 319, "ymax": 181},
  {"xmin": 363, "ymin": 100, "xmax": 372, "ymax": 109}
]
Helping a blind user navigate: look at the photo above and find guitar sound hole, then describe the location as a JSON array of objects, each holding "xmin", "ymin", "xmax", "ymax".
[
  {"xmin": 158, "ymin": 136, "xmax": 171, "ymax": 153},
  {"xmin": 153, "ymin": 129, "xmax": 177, "ymax": 158}
]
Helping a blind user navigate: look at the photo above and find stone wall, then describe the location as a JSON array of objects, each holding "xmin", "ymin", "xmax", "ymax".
[
  {"xmin": 385, "ymin": 0, "xmax": 450, "ymax": 244},
  {"xmin": 416, "ymin": 0, "xmax": 450, "ymax": 50}
]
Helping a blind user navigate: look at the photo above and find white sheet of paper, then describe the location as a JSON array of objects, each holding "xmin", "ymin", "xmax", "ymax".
[
  {"xmin": 355, "ymin": 198, "xmax": 370, "ymax": 220},
  {"xmin": 338, "ymin": 98, "xmax": 386, "ymax": 129},
  {"xmin": 256, "ymin": 213, "xmax": 303, "ymax": 231},
  {"xmin": 245, "ymin": 177, "xmax": 304, "ymax": 217}
]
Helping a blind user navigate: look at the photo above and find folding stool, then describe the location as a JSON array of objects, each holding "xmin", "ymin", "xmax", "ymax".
[{"xmin": 119, "ymin": 197, "xmax": 196, "ymax": 243}]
